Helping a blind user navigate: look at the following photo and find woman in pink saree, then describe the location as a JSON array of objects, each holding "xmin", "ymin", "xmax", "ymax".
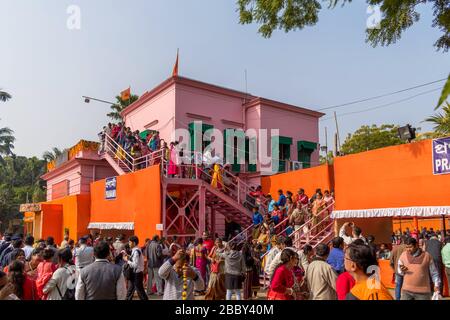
[{"xmin": 167, "ymin": 142, "xmax": 179, "ymax": 177}]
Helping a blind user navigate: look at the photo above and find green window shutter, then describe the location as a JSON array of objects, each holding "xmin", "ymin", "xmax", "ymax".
[
  {"xmin": 279, "ymin": 136, "xmax": 293, "ymax": 145},
  {"xmin": 224, "ymin": 129, "xmax": 241, "ymax": 172},
  {"xmin": 272, "ymin": 136, "xmax": 292, "ymax": 172},
  {"xmin": 297, "ymin": 141, "xmax": 317, "ymax": 151},
  {"xmin": 189, "ymin": 122, "xmax": 213, "ymax": 152},
  {"xmin": 245, "ymin": 139, "xmax": 256, "ymax": 172},
  {"xmin": 297, "ymin": 140, "xmax": 317, "ymax": 169}
]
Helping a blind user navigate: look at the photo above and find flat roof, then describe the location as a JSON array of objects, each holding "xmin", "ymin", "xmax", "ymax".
[{"xmin": 121, "ymin": 76, "xmax": 323, "ymax": 118}]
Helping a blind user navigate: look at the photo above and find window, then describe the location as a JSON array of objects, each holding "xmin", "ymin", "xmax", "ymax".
[
  {"xmin": 224, "ymin": 129, "xmax": 245, "ymax": 172},
  {"xmin": 272, "ymin": 136, "xmax": 292, "ymax": 173},
  {"xmin": 245, "ymin": 138, "xmax": 257, "ymax": 172},
  {"xmin": 188, "ymin": 122, "xmax": 214, "ymax": 152},
  {"xmin": 297, "ymin": 141, "xmax": 317, "ymax": 169}
]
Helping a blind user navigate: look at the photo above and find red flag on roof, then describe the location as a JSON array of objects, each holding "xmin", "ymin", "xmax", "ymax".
[
  {"xmin": 121, "ymin": 87, "xmax": 131, "ymax": 101},
  {"xmin": 172, "ymin": 49, "xmax": 179, "ymax": 77}
]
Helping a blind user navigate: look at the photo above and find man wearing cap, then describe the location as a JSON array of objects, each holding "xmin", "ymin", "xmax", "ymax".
[
  {"xmin": 0, "ymin": 235, "xmax": 23, "ymax": 268},
  {"xmin": 74, "ymin": 236, "xmax": 94, "ymax": 271},
  {"xmin": 0, "ymin": 233, "xmax": 13, "ymax": 258}
]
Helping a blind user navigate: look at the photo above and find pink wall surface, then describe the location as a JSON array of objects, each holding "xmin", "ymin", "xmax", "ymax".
[
  {"xmin": 45, "ymin": 160, "xmax": 116, "ymax": 201},
  {"xmin": 124, "ymin": 86, "xmax": 176, "ymax": 145},
  {"xmin": 174, "ymin": 83, "xmax": 246, "ymax": 160},
  {"xmin": 121, "ymin": 76, "xmax": 322, "ymax": 179},
  {"xmin": 259, "ymin": 103, "xmax": 320, "ymax": 167}
]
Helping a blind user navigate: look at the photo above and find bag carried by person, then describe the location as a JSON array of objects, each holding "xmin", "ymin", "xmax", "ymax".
[
  {"xmin": 52, "ymin": 266, "xmax": 76, "ymax": 300},
  {"xmin": 122, "ymin": 262, "xmax": 133, "ymax": 280}
]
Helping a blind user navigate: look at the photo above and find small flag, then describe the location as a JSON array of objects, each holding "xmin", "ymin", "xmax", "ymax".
[
  {"xmin": 172, "ymin": 49, "xmax": 179, "ymax": 77},
  {"xmin": 121, "ymin": 87, "xmax": 131, "ymax": 101}
]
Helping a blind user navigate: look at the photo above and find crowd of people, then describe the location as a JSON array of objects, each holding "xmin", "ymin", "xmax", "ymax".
[
  {"xmin": 0, "ymin": 223, "xmax": 449, "ymax": 301},
  {"xmin": 98, "ymin": 123, "xmax": 162, "ymax": 166}
]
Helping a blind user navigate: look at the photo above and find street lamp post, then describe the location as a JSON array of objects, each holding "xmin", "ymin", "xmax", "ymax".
[{"xmin": 82, "ymin": 96, "xmax": 116, "ymax": 105}]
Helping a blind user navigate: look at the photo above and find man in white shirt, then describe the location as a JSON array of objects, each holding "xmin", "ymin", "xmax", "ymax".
[
  {"xmin": 75, "ymin": 241, "xmax": 126, "ymax": 300},
  {"xmin": 73, "ymin": 237, "xmax": 94, "ymax": 271},
  {"xmin": 339, "ymin": 222, "xmax": 367, "ymax": 245},
  {"xmin": 123, "ymin": 236, "xmax": 148, "ymax": 300},
  {"xmin": 23, "ymin": 235, "xmax": 35, "ymax": 261},
  {"xmin": 264, "ymin": 236, "xmax": 285, "ymax": 275},
  {"xmin": 267, "ymin": 237, "xmax": 309, "ymax": 278}
]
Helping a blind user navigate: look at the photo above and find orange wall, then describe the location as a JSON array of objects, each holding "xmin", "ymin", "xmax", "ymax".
[
  {"xmin": 90, "ymin": 165, "xmax": 161, "ymax": 242},
  {"xmin": 40, "ymin": 204, "xmax": 63, "ymax": 244},
  {"xmin": 45, "ymin": 194, "xmax": 91, "ymax": 243},
  {"xmin": 261, "ymin": 139, "xmax": 450, "ymax": 236},
  {"xmin": 334, "ymin": 139, "xmax": 450, "ymax": 210},
  {"xmin": 261, "ymin": 164, "xmax": 333, "ymax": 198}
]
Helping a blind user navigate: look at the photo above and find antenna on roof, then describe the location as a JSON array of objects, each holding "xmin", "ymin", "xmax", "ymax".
[{"xmin": 244, "ymin": 69, "xmax": 249, "ymax": 103}]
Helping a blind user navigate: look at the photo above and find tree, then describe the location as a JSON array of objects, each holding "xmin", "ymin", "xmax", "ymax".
[
  {"xmin": 319, "ymin": 151, "xmax": 334, "ymax": 165},
  {"xmin": 107, "ymin": 94, "xmax": 139, "ymax": 122},
  {"xmin": 340, "ymin": 124, "xmax": 404, "ymax": 155},
  {"xmin": 0, "ymin": 156, "xmax": 47, "ymax": 232},
  {"xmin": 0, "ymin": 90, "xmax": 14, "ymax": 159},
  {"xmin": 425, "ymin": 102, "xmax": 450, "ymax": 135},
  {"xmin": 237, "ymin": 0, "xmax": 450, "ymax": 107},
  {"xmin": 42, "ymin": 147, "xmax": 63, "ymax": 162},
  {"xmin": 0, "ymin": 126, "xmax": 15, "ymax": 159}
]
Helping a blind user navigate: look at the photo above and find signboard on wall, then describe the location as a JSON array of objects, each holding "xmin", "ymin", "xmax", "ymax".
[
  {"xmin": 105, "ymin": 177, "xmax": 117, "ymax": 200},
  {"xmin": 432, "ymin": 137, "xmax": 450, "ymax": 175}
]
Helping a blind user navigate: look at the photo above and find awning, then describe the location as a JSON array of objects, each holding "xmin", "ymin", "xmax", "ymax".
[
  {"xmin": 331, "ymin": 206, "xmax": 450, "ymax": 219},
  {"xmin": 297, "ymin": 140, "xmax": 317, "ymax": 151},
  {"xmin": 87, "ymin": 222, "xmax": 134, "ymax": 230}
]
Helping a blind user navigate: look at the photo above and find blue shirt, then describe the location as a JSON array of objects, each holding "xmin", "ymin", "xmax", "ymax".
[
  {"xmin": 253, "ymin": 212, "xmax": 263, "ymax": 225},
  {"xmin": 276, "ymin": 194, "xmax": 286, "ymax": 207},
  {"xmin": 327, "ymin": 248, "xmax": 345, "ymax": 273},
  {"xmin": 268, "ymin": 200, "xmax": 276, "ymax": 213}
]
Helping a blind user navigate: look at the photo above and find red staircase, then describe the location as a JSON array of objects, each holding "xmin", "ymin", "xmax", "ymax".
[{"xmin": 100, "ymin": 134, "xmax": 261, "ymax": 239}]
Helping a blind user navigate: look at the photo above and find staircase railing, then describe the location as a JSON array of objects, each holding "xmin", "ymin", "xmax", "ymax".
[
  {"xmin": 289, "ymin": 201, "xmax": 335, "ymax": 249},
  {"xmin": 161, "ymin": 158, "xmax": 263, "ymax": 214},
  {"xmin": 220, "ymin": 167, "xmax": 269, "ymax": 214},
  {"xmin": 228, "ymin": 223, "xmax": 261, "ymax": 244},
  {"xmin": 103, "ymin": 133, "xmax": 165, "ymax": 173},
  {"xmin": 103, "ymin": 134, "xmax": 135, "ymax": 172}
]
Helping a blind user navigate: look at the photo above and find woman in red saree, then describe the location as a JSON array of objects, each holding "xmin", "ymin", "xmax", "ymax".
[
  {"xmin": 267, "ymin": 248, "xmax": 298, "ymax": 300},
  {"xmin": 167, "ymin": 142, "xmax": 179, "ymax": 177}
]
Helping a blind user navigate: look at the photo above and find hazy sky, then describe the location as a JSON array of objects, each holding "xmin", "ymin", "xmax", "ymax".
[{"xmin": 1, "ymin": 0, "xmax": 448, "ymax": 158}]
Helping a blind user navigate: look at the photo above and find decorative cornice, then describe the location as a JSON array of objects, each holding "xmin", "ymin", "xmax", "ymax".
[
  {"xmin": 221, "ymin": 119, "xmax": 244, "ymax": 128},
  {"xmin": 186, "ymin": 113, "xmax": 212, "ymax": 121},
  {"xmin": 244, "ymin": 97, "xmax": 325, "ymax": 118}
]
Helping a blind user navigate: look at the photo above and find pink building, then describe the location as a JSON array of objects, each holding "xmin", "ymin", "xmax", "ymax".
[
  {"xmin": 122, "ymin": 76, "xmax": 324, "ymax": 185},
  {"xmin": 37, "ymin": 75, "xmax": 324, "ymax": 241},
  {"xmin": 41, "ymin": 141, "xmax": 116, "ymax": 201}
]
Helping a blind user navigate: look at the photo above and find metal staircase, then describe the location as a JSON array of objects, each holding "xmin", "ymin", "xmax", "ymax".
[{"xmin": 100, "ymin": 134, "xmax": 263, "ymax": 239}]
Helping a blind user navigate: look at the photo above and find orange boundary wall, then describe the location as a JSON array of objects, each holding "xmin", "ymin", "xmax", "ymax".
[
  {"xmin": 333, "ymin": 139, "xmax": 450, "ymax": 211},
  {"xmin": 261, "ymin": 164, "xmax": 334, "ymax": 198},
  {"xmin": 261, "ymin": 139, "xmax": 450, "ymax": 296},
  {"xmin": 90, "ymin": 165, "xmax": 162, "ymax": 242}
]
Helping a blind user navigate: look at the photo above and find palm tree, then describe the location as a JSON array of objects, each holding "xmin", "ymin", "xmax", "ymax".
[
  {"xmin": 42, "ymin": 147, "xmax": 63, "ymax": 162},
  {"xmin": 0, "ymin": 90, "xmax": 14, "ymax": 160},
  {"xmin": 0, "ymin": 90, "xmax": 12, "ymax": 102},
  {"xmin": 425, "ymin": 102, "xmax": 450, "ymax": 136},
  {"xmin": 107, "ymin": 94, "xmax": 139, "ymax": 122},
  {"xmin": 0, "ymin": 126, "xmax": 15, "ymax": 158}
]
